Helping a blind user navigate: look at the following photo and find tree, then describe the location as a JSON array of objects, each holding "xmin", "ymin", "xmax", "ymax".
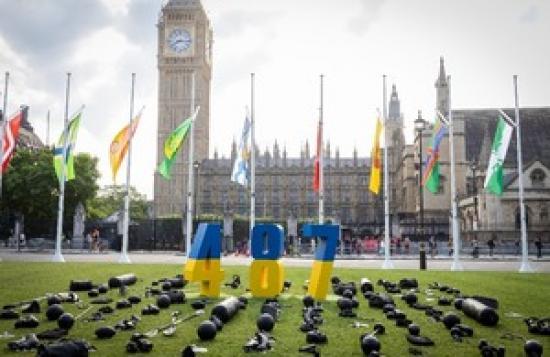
[
  {"xmin": 87, "ymin": 185, "xmax": 149, "ymax": 220},
  {"xmin": 0, "ymin": 148, "xmax": 100, "ymax": 238}
]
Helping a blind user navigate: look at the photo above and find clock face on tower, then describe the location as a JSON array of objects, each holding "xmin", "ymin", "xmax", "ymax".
[{"xmin": 167, "ymin": 28, "xmax": 192, "ymax": 54}]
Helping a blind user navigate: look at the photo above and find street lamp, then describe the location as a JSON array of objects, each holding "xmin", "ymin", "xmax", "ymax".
[
  {"xmin": 414, "ymin": 110, "xmax": 427, "ymax": 270},
  {"xmin": 193, "ymin": 160, "xmax": 200, "ymax": 221}
]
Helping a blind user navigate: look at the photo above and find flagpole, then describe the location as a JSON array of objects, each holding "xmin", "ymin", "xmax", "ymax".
[
  {"xmin": 382, "ymin": 75, "xmax": 393, "ymax": 269},
  {"xmin": 448, "ymin": 75, "xmax": 463, "ymax": 271},
  {"xmin": 53, "ymin": 72, "xmax": 71, "ymax": 263},
  {"xmin": 185, "ymin": 71, "xmax": 196, "ymax": 257},
  {"xmin": 318, "ymin": 74, "xmax": 324, "ymax": 227},
  {"xmin": 46, "ymin": 110, "xmax": 51, "ymax": 147},
  {"xmin": 514, "ymin": 75, "xmax": 533, "ymax": 273},
  {"xmin": 250, "ymin": 72, "xmax": 256, "ymax": 257},
  {"xmin": 0, "ymin": 71, "xmax": 9, "ymax": 199},
  {"xmin": 119, "ymin": 73, "xmax": 135, "ymax": 264}
]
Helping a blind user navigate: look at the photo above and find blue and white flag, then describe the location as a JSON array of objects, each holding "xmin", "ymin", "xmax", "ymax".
[{"xmin": 231, "ymin": 111, "xmax": 251, "ymax": 186}]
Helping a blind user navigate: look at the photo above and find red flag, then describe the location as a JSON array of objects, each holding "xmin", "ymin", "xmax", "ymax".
[
  {"xmin": 1, "ymin": 108, "xmax": 24, "ymax": 173},
  {"xmin": 313, "ymin": 120, "xmax": 321, "ymax": 192}
]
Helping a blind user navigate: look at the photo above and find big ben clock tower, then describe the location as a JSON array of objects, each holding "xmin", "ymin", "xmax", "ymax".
[{"xmin": 155, "ymin": 0, "xmax": 212, "ymax": 216}]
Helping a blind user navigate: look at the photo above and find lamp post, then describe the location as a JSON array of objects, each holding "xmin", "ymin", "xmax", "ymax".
[
  {"xmin": 414, "ymin": 111, "xmax": 427, "ymax": 270},
  {"xmin": 193, "ymin": 160, "xmax": 200, "ymax": 221}
]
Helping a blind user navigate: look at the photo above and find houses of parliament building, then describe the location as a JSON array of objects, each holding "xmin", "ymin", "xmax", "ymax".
[{"xmin": 155, "ymin": 0, "xmax": 550, "ymax": 241}]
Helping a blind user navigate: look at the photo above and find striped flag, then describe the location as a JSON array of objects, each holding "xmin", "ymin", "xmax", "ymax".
[
  {"xmin": 484, "ymin": 116, "xmax": 514, "ymax": 195},
  {"xmin": 231, "ymin": 111, "xmax": 251, "ymax": 186},
  {"xmin": 53, "ymin": 107, "xmax": 83, "ymax": 182},
  {"xmin": 422, "ymin": 118, "xmax": 448, "ymax": 193},
  {"xmin": 109, "ymin": 107, "xmax": 143, "ymax": 182},
  {"xmin": 158, "ymin": 106, "xmax": 199, "ymax": 179},
  {"xmin": 369, "ymin": 116, "xmax": 383, "ymax": 194},
  {"xmin": 1, "ymin": 107, "xmax": 25, "ymax": 173}
]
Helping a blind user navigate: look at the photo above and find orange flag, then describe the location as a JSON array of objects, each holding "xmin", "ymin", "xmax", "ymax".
[
  {"xmin": 369, "ymin": 116, "xmax": 383, "ymax": 194},
  {"xmin": 109, "ymin": 108, "xmax": 143, "ymax": 182}
]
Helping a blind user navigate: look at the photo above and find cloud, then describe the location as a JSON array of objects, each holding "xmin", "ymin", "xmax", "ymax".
[
  {"xmin": 348, "ymin": 0, "xmax": 386, "ymax": 36},
  {"xmin": 519, "ymin": 5, "xmax": 539, "ymax": 23}
]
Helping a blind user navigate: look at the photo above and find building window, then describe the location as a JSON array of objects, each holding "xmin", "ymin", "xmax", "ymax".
[
  {"xmin": 530, "ymin": 168, "xmax": 545, "ymax": 188},
  {"xmin": 540, "ymin": 206, "xmax": 548, "ymax": 223}
]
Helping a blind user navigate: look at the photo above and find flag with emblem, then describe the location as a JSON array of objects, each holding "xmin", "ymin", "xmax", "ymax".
[
  {"xmin": 484, "ymin": 116, "xmax": 514, "ymax": 195},
  {"xmin": 53, "ymin": 107, "xmax": 83, "ymax": 182},
  {"xmin": 369, "ymin": 116, "xmax": 383, "ymax": 194},
  {"xmin": 158, "ymin": 106, "xmax": 199, "ymax": 179},
  {"xmin": 109, "ymin": 107, "xmax": 143, "ymax": 182},
  {"xmin": 231, "ymin": 110, "xmax": 251, "ymax": 186}
]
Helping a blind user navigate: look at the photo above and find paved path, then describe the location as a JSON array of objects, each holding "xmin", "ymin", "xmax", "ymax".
[{"xmin": 1, "ymin": 249, "xmax": 549, "ymax": 272}]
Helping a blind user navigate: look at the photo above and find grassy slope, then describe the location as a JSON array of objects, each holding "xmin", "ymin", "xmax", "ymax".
[{"xmin": 0, "ymin": 262, "xmax": 549, "ymax": 356}]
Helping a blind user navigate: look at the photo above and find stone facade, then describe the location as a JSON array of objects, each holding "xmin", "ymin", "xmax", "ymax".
[
  {"xmin": 396, "ymin": 58, "xmax": 550, "ymax": 241},
  {"xmin": 195, "ymin": 143, "xmax": 381, "ymax": 226},
  {"xmin": 154, "ymin": 0, "xmax": 212, "ymax": 216},
  {"xmin": 153, "ymin": 1, "xmax": 550, "ymax": 241}
]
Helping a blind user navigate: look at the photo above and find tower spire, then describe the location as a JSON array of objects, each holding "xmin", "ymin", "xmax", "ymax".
[
  {"xmin": 435, "ymin": 56, "xmax": 449, "ymax": 116},
  {"xmin": 388, "ymin": 84, "xmax": 400, "ymax": 121}
]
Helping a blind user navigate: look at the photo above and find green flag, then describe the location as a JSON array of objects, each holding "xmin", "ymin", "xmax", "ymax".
[
  {"xmin": 484, "ymin": 116, "xmax": 514, "ymax": 195},
  {"xmin": 53, "ymin": 109, "xmax": 83, "ymax": 182},
  {"xmin": 158, "ymin": 107, "xmax": 199, "ymax": 179}
]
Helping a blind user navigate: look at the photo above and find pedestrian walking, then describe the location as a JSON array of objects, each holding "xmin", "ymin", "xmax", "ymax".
[
  {"xmin": 403, "ymin": 236, "xmax": 411, "ymax": 255},
  {"xmin": 472, "ymin": 238, "xmax": 479, "ymax": 258},
  {"xmin": 487, "ymin": 235, "xmax": 496, "ymax": 257},
  {"xmin": 535, "ymin": 236, "xmax": 543, "ymax": 258}
]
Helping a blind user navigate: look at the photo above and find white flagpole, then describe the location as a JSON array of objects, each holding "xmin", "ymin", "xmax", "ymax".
[
  {"xmin": 514, "ymin": 75, "xmax": 533, "ymax": 273},
  {"xmin": 447, "ymin": 76, "xmax": 463, "ymax": 271},
  {"xmin": 382, "ymin": 75, "xmax": 393, "ymax": 269},
  {"xmin": 46, "ymin": 110, "xmax": 51, "ymax": 147},
  {"xmin": 318, "ymin": 74, "xmax": 324, "ymax": 226},
  {"xmin": 119, "ymin": 73, "xmax": 135, "ymax": 264},
  {"xmin": 250, "ymin": 73, "xmax": 256, "ymax": 257},
  {"xmin": 0, "ymin": 71, "xmax": 9, "ymax": 199},
  {"xmin": 53, "ymin": 72, "xmax": 71, "ymax": 263},
  {"xmin": 185, "ymin": 72, "xmax": 196, "ymax": 257}
]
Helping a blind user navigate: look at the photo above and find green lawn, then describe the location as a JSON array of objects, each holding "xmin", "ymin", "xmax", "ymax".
[{"xmin": 0, "ymin": 262, "xmax": 549, "ymax": 356}]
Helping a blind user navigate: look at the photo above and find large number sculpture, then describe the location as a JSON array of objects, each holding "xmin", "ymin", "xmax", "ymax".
[{"xmin": 184, "ymin": 223, "xmax": 339, "ymax": 299}]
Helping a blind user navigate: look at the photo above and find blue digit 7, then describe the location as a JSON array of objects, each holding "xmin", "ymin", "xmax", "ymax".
[{"xmin": 302, "ymin": 224, "xmax": 339, "ymax": 300}]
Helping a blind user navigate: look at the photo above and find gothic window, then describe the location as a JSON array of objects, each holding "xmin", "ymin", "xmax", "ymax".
[
  {"xmin": 540, "ymin": 206, "xmax": 548, "ymax": 223},
  {"xmin": 436, "ymin": 175, "xmax": 446, "ymax": 195},
  {"xmin": 530, "ymin": 168, "xmax": 545, "ymax": 188}
]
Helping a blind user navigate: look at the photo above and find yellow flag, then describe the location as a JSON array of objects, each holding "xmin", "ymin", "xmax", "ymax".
[
  {"xmin": 369, "ymin": 117, "xmax": 383, "ymax": 194},
  {"xmin": 109, "ymin": 109, "xmax": 143, "ymax": 182}
]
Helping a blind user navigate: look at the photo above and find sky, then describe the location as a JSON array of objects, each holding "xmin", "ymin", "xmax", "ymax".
[{"xmin": 1, "ymin": 0, "xmax": 549, "ymax": 198}]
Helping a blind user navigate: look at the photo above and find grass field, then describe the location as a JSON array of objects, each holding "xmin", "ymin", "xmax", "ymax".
[{"xmin": 0, "ymin": 262, "xmax": 549, "ymax": 356}]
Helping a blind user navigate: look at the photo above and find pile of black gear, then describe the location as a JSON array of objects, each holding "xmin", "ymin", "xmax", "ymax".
[
  {"xmin": 331, "ymin": 276, "xmax": 357, "ymax": 296},
  {"xmin": 243, "ymin": 299, "xmax": 280, "ymax": 352},
  {"xmin": 297, "ymin": 295, "xmax": 327, "ymax": 350},
  {"xmin": 337, "ymin": 288, "xmax": 359, "ymax": 318},
  {"xmin": 478, "ymin": 339, "xmax": 506, "ymax": 357},
  {"xmin": 359, "ymin": 322, "xmax": 385, "ymax": 356},
  {"xmin": 300, "ymin": 295, "xmax": 324, "ymax": 332},
  {"xmin": 524, "ymin": 317, "xmax": 550, "ymax": 335},
  {"xmin": 197, "ymin": 296, "xmax": 246, "ymax": 341},
  {"xmin": 224, "ymin": 274, "xmax": 241, "ymax": 289},
  {"xmin": 126, "ymin": 333, "xmax": 154, "ymax": 354},
  {"xmin": 377, "ymin": 279, "xmax": 401, "ymax": 294}
]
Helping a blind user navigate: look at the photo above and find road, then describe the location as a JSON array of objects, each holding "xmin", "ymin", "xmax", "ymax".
[{"xmin": 1, "ymin": 249, "xmax": 549, "ymax": 272}]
